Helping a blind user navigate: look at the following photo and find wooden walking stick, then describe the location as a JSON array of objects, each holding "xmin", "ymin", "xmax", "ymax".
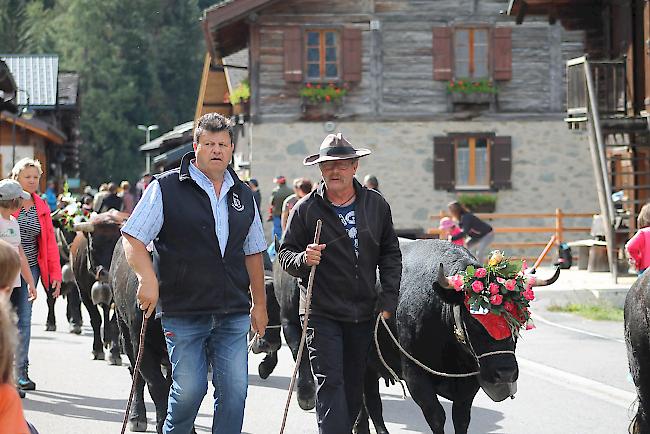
[
  {"xmin": 279, "ymin": 219, "xmax": 322, "ymax": 434},
  {"xmin": 530, "ymin": 235, "xmax": 557, "ymax": 273}
]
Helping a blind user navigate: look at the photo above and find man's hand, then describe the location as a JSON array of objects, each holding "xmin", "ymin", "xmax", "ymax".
[
  {"xmin": 137, "ymin": 277, "xmax": 159, "ymax": 318},
  {"xmin": 381, "ymin": 310, "xmax": 392, "ymax": 320},
  {"xmin": 51, "ymin": 280, "xmax": 61, "ymax": 298},
  {"xmin": 250, "ymin": 303, "xmax": 268, "ymax": 337},
  {"xmin": 27, "ymin": 284, "xmax": 37, "ymax": 301},
  {"xmin": 305, "ymin": 243, "xmax": 326, "ymax": 266}
]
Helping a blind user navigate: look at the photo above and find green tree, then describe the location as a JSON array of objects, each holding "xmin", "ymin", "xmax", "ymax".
[{"xmin": 0, "ymin": 0, "xmax": 31, "ymax": 52}]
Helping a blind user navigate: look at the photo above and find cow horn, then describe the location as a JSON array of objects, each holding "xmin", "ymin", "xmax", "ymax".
[
  {"xmin": 437, "ymin": 263, "xmax": 454, "ymax": 289},
  {"xmin": 528, "ymin": 266, "xmax": 560, "ymax": 287},
  {"xmin": 73, "ymin": 222, "xmax": 95, "ymax": 232}
]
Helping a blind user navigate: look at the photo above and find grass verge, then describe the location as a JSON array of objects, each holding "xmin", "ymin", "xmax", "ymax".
[{"xmin": 547, "ymin": 303, "xmax": 624, "ymax": 321}]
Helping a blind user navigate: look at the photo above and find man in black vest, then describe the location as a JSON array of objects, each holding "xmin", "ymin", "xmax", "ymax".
[
  {"xmin": 121, "ymin": 113, "xmax": 268, "ymax": 434},
  {"xmin": 279, "ymin": 133, "xmax": 402, "ymax": 434}
]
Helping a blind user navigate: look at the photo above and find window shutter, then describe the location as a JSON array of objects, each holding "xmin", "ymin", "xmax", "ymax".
[
  {"xmin": 491, "ymin": 136, "xmax": 512, "ymax": 189},
  {"xmin": 434, "ymin": 136, "xmax": 455, "ymax": 190},
  {"xmin": 342, "ymin": 28, "xmax": 363, "ymax": 82},
  {"xmin": 284, "ymin": 27, "xmax": 303, "ymax": 82},
  {"xmin": 432, "ymin": 27, "xmax": 453, "ymax": 81},
  {"xmin": 493, "ymin": 27, "xmax": 512, "ymax": 81}
]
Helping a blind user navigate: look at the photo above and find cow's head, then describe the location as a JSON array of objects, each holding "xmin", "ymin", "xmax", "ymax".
[
  {"xmin": 434, "ymin": 260, "xmax": 560, "ymax": 401},
  {"xmin": 74, "ymin": 211, "xmax": 129, "ymax": 302}
]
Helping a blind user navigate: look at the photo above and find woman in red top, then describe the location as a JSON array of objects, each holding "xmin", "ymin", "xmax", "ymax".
[{"xmin": 10, "ymin": 158, "xmax": 62, "ymax": 392}]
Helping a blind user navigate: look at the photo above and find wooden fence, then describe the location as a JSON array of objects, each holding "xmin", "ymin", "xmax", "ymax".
[{"xmin": 428, "ymin": 209, "xmax": 596, "ymax": 262}]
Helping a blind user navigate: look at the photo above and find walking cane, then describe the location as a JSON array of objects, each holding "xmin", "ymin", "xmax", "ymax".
[
  {"xmin": 121, "ymin": 312, "xmax": 148, "ymax": 434},
  {"xmin": 530, "ymin": 235, "xmax": 557, "ymax": 274},
  {"xmin": 279, "ymin": 219, "xmax": 322, "ymax": 434}
]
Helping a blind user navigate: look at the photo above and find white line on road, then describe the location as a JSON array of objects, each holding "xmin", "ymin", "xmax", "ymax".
[
  {"xmin": 518, "ymin": 357, "xmax": 636, "ymax": 409},
  {"xmin": 532, "ymin": 312, "xmax": 626, "ymax": 344}
]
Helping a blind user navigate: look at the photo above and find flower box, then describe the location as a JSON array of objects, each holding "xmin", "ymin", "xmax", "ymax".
[
  {"xmin": 450, "ymin": 92, "xmax": 494, "ymax": 104},
  {"xmin": 232, "ymin": 101, "xmax": 249, "ymax": 115},
  {"xmin": 301, "ymin": 101, "xmax": 341, "ymax": 121}
]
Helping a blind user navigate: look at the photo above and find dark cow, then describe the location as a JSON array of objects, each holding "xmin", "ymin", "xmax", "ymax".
[
  {"xmin": 625, "ymin": 271, "xmax": 650, "ymax": 434},
  {"xmin": 47, "ymin": 224, "xmax": 83, "ymax": 333},
  {"xmin": 356, "ymin": 239, "xmax": 559, "ymax": 434},
  {"xmin": 110, "ymin": 238, "xmax": 177, "ymax": 433},
  {"xmin": 71, "ymin": 212, "xmax": 125, "ymax": 364}
]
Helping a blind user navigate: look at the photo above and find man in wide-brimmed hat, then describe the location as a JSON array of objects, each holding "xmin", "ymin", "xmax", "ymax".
[{"xmin": 279, "ymin": 133, "xmax": 402, "ymax": 434}]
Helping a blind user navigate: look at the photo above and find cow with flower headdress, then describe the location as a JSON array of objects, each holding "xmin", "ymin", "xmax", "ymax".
[{"xmin": 354, "ymin": 239, "xmax": 559, "ymax": 434}]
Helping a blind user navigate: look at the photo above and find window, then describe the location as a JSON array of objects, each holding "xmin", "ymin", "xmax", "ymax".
[
  {"xmin": 305, "ymin": 30, "xmax": 340, "ymax": 81},
  {"xmin": 454, "ymin": 136, "xmax": 490, "ymax": 188},
  {"xmin": 454, "ymin": 28, "xmax": 489, "ymax": 79},
  {"xmin": 433, "ymin": 134, "xmax": 511, "ymax": 191}
]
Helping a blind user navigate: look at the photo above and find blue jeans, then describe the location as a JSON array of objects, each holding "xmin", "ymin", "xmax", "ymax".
[
  {"xmin": 161, "ymin": 313, "xmax": 250, "ymax": 434},
  {"xmin": 272, "ymin": 216, "xmax": 282, "ymax": 243},
  {"xmin": 10, "ymin": 265, "xmax": 40, "ymax": 373}
]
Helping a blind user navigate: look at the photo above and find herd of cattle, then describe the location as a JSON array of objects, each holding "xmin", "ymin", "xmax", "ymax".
[{"xmin": 47, "ymin": 209, "xmax": 650, "ymax": 434}]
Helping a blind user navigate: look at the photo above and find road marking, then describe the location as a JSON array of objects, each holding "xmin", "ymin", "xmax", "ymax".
[
  {"xmin": 532, "ymin": 311, "xmax": 626, "ymax": 344},
  {"xmin": 518, "ymin": 357, "xmax": 636, "ymax": 409}
]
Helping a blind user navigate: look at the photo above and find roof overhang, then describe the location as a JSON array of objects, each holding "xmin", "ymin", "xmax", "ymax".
[
  {"xmin": 507, "ymin": 0, "xmax": 601, "ymax": 27},
  {"xmin": 0, "ymin": 111, "xmax": 66, "ymax": 144},
  {"xmin": 201, "ymin": 0, "xmax": 281, "ymax": 58}
]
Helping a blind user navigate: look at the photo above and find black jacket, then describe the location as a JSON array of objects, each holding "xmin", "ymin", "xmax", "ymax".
[
  {"xmin": 153, "ymin": 152, "xmax": 256, "ymax": 316},
  {"xmin": 279, "ymin": 179, "xmax": 401, "ymax": 322}
]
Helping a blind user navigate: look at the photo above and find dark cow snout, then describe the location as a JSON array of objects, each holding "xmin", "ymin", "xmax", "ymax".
[{"xmin": 479, "ymin": 356, "xmax": 519, "ymax": 384}]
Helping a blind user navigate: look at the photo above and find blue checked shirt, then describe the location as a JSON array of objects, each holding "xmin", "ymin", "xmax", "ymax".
[{"xmin": 122, "ymin": 162, "xmax": 267, "ymax": 257}]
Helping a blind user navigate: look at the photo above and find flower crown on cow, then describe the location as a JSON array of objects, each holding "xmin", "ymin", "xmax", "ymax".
[
  {"xmin": 51, "ymin": 198, "xmax": 91, "ymax": 233},
  {"xmin": 449, "ymin": 250, "xmax": 537, "ymax": 338}
]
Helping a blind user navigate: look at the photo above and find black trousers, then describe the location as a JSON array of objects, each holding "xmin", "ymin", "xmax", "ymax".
[{"xmin": 305, "ymin": 315, "xmax": 374, "ymax": 434}]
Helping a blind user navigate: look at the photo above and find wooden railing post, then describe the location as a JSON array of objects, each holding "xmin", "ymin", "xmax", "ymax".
[{"xmin": 555, "ymin": 208, "xmax": 563, "ymax": 244}]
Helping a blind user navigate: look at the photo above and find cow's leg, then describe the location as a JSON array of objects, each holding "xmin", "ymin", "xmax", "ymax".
[
  {"xmin": 65, "ymin": 283, "xmax": 83, "ymax": 334},
  {"xmin": 283, "ymin": 322, "xmax": 315, "ymax": 410},
  {"xmin": 405, "ymin": 367, "xmax": 446, "ymax": 433},
  {"xmin": 102, "ymin": 304, "xmax": 121, "ymax": 365},
  {"xmin": 120, "ymin": 318, "xmax": 147, "ymax": 432},
  {"xmin": 361, "ymin": 370, "xmax": 388, "ymax": 434},
  {"xmin": 138, "ymin": 326, "xmax": 171, "ymax": 434},
  {"xmin": 79, "ymin": 287, "xmax": 105, "ymax": 360},
  {"xmin": 451, "ymin": 396, "xmax": 475, "ymax": 434},
  {"xmin": 45, "ymin": 288, "xmax": 56, "ymax": 331},
  {"xmin": 258, "ymin": 351, "xmax": 278, "ymax": 379}
]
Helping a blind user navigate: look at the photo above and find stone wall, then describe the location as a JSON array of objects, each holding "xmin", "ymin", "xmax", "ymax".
[{"xmin": 248, "ymin": 119, "xmax": 598, "ymax": 256}]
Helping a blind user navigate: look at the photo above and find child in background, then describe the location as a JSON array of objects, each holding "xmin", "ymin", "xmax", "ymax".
[
  {"xmin": 439, "ymin": 217, "xmax": 465, "ymax": 246},
  {"xmin": 0, "ymin": 179, "xmax": 37, "ymax": 300},
  {"xmin": 626, "ymin": 204, "xmax": 650, "ymax": 275},
  {"xmin": 0, "ymin": 240, "xmax": 30, "ymax": 433}
]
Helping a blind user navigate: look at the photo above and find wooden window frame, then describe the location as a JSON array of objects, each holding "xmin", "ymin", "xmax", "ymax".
[
  {"xmin": 450, "ymin": 132, "xmax": 494, "ymax": 190},
  {"xmin": 452, "ymin": 26, "xmax": 492, "ymax": 80},
  {"xmin": 304, "ymin": 28, "xmax": 341, "ymax": 83}
]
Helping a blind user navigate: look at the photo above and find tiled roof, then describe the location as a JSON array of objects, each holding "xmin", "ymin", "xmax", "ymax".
[
  {"xmin": 58, "ymin": 72, "xmax": 79, "ymax": 106},
  {"xmin": 0, "ymin": 54, "xmax": 59, "ymax": 108}
]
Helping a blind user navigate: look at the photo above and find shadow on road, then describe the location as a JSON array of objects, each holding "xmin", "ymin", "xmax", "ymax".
[{"xmin": 22, "ymin": 389, "xmax": 127, "ymax": 422}]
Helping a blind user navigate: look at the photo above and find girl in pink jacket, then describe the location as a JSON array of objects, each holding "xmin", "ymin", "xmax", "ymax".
[{"xmin": 627, "ymin": 205, "xmax": 650, "ymax": 274}]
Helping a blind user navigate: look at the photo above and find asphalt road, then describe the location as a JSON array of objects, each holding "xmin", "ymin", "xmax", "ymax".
[{"xmin": 21, "ymin": 292, "xmax": 636, "ymax": 433}]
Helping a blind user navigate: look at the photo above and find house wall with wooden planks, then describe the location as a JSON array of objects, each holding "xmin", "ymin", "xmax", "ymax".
[{"xmin": 249, "ymin": 0, "xmax": 586, "ymax": 121}]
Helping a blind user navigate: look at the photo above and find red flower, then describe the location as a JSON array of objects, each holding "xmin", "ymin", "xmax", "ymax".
[
  {"xmin": 306, "ymin": 83, "xmax": 312, "ymax": 88},
  {"xmin": 335, "ymin": 89, "xmax": 341, "ymax": 94},
  {"xmin": 316, "ymin": 84, "xmax": 321, "ymax": 89},
  {"xmin": 490, "ymin": 294, "xmax": 503, "ymax": 305},
  {"xmin": 458, "ymin": 80, "xmax": 464, "ymax": 86},
  {"xmin": 325, "ymin": 95, "xmax": 331, "ymax": 102}
]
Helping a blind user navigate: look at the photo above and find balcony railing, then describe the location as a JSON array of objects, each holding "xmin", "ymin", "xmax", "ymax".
[{"xmin": 566, "ymin": 57, "xmax": 627, "ymax": 120}]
